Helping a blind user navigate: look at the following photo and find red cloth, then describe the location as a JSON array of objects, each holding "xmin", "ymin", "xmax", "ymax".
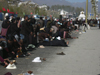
[
  {"xmin": 2, "ymin": 8, "xmax": 6, "ymax": 11},
  {"xmin": 31, "ymin": 12, "xmax": 33, "ymax": 14},
  {"xmin": 7, "ymin": 9, "xmax": 10, "ymax": 12},
  {"xmin": 8, "ymin": 12, "xmax": 15, "ymax": 14},
  {"xmin": 0, "ymin": 10, "xmax": 2, "ymax": 12}
]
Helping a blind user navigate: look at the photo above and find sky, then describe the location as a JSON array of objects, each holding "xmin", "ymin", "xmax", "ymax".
[{"xmin": 65, "ymin": 0, "xmax": 100, "ymax": 2}]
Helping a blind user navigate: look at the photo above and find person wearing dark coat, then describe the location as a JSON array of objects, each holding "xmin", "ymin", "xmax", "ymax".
[
  {"xmin": 39, "ymin": 17, "xmax": 44, "ymax": 28},
  {"xmin": 12, "ymin": 38, "xmax": 20, "ymax": 58},
  {"xmin": 20, "ymin": 15, "xmax": 32, "ymax": 46},
  {"xmin": 30, "ymin": 15, "xmax": 36, "ymax": 25},
  {"xmin": 16, "ymin": 17, "xmax": 21, "ymax": 39},
  {"xmin": 44, "ymin": 16, "xmax": 48, "ymax": 28},
  {"xmin": 7, "ymin": 39, "xmax": 15, "ymax": 60},
  {"xmin": 2, "ymin": 16, "xmax": 10, "ymax": 28},
  {"xmin": 1, "ymin": 16, "xmax": 11, "ymax": 37},
  {"xmin": 7, "ymin": 18, "xmax": 20, "ymax": 40}
]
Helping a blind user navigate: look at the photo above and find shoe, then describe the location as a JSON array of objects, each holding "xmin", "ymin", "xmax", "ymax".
[
  {"xmin": 43, "ymin": 58, "xmax": 46, "ymax": 61},
  {"xmin": 9, "ymin": 58, "xmax": 16, "ymax": 60},
  {"xmin": 28, "ymin": 71, "xmax": 33, "ymax": 74},
  {"xmin": 12, "ymin": 60, "xmax": 17, "ymax": 65},
  {"xmin": 38, "ymin": 45, "xmax": 45, "ymax": 48},
  {"xmin": 56, "ymin": 52, "xmax": 65, "ymax": 55}
]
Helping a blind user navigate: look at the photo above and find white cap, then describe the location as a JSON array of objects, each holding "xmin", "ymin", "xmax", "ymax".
[
  {"xmin": 6, "ymin": 63, "xmax": 17, "ymax": 69},
  {"xmin": 0, "ymin": 46, "xmax": 2, "ymax": 50},
  {"xmin": 57, "ymin": 36, "xmax": 61, "ymax": 40},
  {"xmin": 32, "ymin": 57, "xmax": 42, "ymax": 62}
]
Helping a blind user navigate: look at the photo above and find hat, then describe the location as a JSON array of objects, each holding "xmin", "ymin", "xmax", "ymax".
[
  {"xmin": 6, "ymin": 63, "xmax": 17, "ymax": 69},
  {"xmin": 44, "ymin": 38, "xmax": 49, "ymax": 41},
  {"xmin": 40, "ymin": 27, "xmax": 45, "ymax": 31},
  {"xmin": 50, "ymin": 28, "xmax": 54, "ymax": 31},
  {"xmin": 6, "ymin": 16, "xmax": 10, "ymax": 20},
  {"xmin": 56, "ymin": 36, "xmax": 61, "ymax": 40},
  {"xmin": 5, "ymin": 13, "xmax": 9, "ymax": 17},
  {"xmin": 38, "ymin": 45, "xmax": 45, "ymax": 48},
  {"xmin": 57, "ymin": 22, "xmax": 62, "ymax": 25},
  {"xmin": 27, "ymin": 44, "xmax": 35, "ymax": 49},
  {"xmin": 0, "ymin": 46, "xmax": 2, "ymax": 50},
  {"xmin": 32, "ymin": 57, "xmax": 42, "ymax": 62}
]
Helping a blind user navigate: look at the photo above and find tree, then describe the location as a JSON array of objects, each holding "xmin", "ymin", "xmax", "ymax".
[{"xmin": 47, "ymin": 6, "xmax": 50, "ymax": 10}]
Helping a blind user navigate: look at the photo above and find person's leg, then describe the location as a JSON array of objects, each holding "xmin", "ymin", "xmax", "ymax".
[
  {"xmin": 63, "ymin": 31, "xmax": 66, "ymax": 39},
  {"xmin": 20, "ymin": 34, "xmax": 25, "ymax": 40},
  {"xmin": 71, "ymin": 37, "xmax": 78, "ymax": 39},
  {"xmin": 24, "ymin": 34, "xmax": 29, "ymax": 47},
  {"xmin": 0, "ymin": 50, "xmax": 3, "ymax": 58},
  {"xmin": 0, "ymin": 56, "xmax": 4, "ymax": 63},
  {"xmin": 10, "ymin": 53, "xmax": 15, "ymax": 60},
  {"xmin": 66, "ymin": 41, "xmax": 69, "ymax": 45}
]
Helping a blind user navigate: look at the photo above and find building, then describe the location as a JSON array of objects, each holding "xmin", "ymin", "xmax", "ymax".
[
  {"xmin": 18, "ymin": 1, "xmax": 36, "ymax": 7},
  {"xmin": 60, "ymin": 10, "xmax": 68, "ymax": 16},
  {"xmin": 39, "ymin": 4, "xmax": 47, "ymax": 10},
  {"xmin": 78, "ymin": 11, "xmax": 85, "ymax": 20}
]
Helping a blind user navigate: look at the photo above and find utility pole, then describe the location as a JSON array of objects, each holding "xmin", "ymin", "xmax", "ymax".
[{"xmin": 85, "ymin": 0, "xmax": 88, "ymax": 24}]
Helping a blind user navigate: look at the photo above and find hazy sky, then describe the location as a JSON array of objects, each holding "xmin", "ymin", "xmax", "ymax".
[{"xmin": 65, "ymin": 0, "xmax": 100, "ymax": 2}]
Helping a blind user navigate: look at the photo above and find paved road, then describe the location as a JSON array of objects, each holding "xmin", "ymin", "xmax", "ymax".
[
  {"xmin": 34, "ymin": 27, "xmax": 100, "ymax": 75},
  {"xmin": 0, "ymin": 25, "xmax": 100, "ymax": 75}
]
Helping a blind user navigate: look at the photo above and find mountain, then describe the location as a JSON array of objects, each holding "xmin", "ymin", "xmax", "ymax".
[
  {"xmin": 72, "ymin": 2, "xmax": 100, "ymax": 13},
  {"xmin": 22, "ymin": 0, "xmax": 100, "ymax": 12}
]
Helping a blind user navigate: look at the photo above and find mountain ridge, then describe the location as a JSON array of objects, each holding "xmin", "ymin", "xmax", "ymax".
[{"xmin": 22, "ymin": 0, "xmax": 100, "ymax": 12}]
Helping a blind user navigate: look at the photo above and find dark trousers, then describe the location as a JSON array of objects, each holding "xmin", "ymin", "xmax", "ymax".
[
  {"xmin": 24, "ymin": 34, "xmax": 29, "ymax": 47},
  {"xmin": 0, "ymin": 50, "xmax": 3, "ymax": 58},
  {"xmin": 0, "ymin": 56, "xmax": 4, "ymax": 63}
]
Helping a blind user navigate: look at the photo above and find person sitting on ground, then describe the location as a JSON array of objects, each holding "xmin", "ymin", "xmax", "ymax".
[
  {"xmin": 12, "ymin": 37, "xmax": 20, "ymax": 58},
  {"xmin": 0, "ymin": 56, "xmax": 10, "ymax": 67},
  {"xmin": 7, "ymin": 38, "xmax": 16, "ymax": 60},
  {"xmin": 19, "ymin": 40, "xmax": 30, "ymax": 56},
  {"xmin": 38, "ymin": 32, "xmax": 51, "ymax": 42}
]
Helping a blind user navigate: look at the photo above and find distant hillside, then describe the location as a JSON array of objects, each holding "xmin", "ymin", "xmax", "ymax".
[{"xmin": 22, "ymin": 0, "xmax": 100, "ymax": 12}]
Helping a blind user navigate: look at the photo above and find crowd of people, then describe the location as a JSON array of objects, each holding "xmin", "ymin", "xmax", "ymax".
[
  {"xmin": 0, "ymin": 14, "xmax": 99, "ymax": 69},
  {"xmin": 88, "ymin": 19, "xmax": 100, "ymax": 28}
]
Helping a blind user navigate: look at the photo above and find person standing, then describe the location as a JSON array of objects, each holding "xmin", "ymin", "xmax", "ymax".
[
  {"xmin": 97, "ymin": 19, "xmax": 100, "ymax": 29},
  {"xmin": 44, "ymin": 16, "xmax": 48, "ymax": 28},
  {"xmin": 39, "ymin": 17, "xmax": 44, "ymax": 28},
  {"xmin": 1, "ymin": 16, "xmax": 11, "ymax": 37},
  {"xmin": 31, "ymin": 15, "xmax": 36, "ymax": 25},
  {"xmin": 20, "ymin": 15, "xmax": 32, "ymax": 46}
]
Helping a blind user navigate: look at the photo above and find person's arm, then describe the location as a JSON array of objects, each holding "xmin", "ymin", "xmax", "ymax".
[{"xmin": 17, "ymin": 20, "xmax": 21, "ymax": 28}]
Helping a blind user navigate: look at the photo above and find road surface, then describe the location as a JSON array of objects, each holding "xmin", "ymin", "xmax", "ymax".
[{"xmin": 0, "ymin": 23, "xmax": 100, "ymax": 75}]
